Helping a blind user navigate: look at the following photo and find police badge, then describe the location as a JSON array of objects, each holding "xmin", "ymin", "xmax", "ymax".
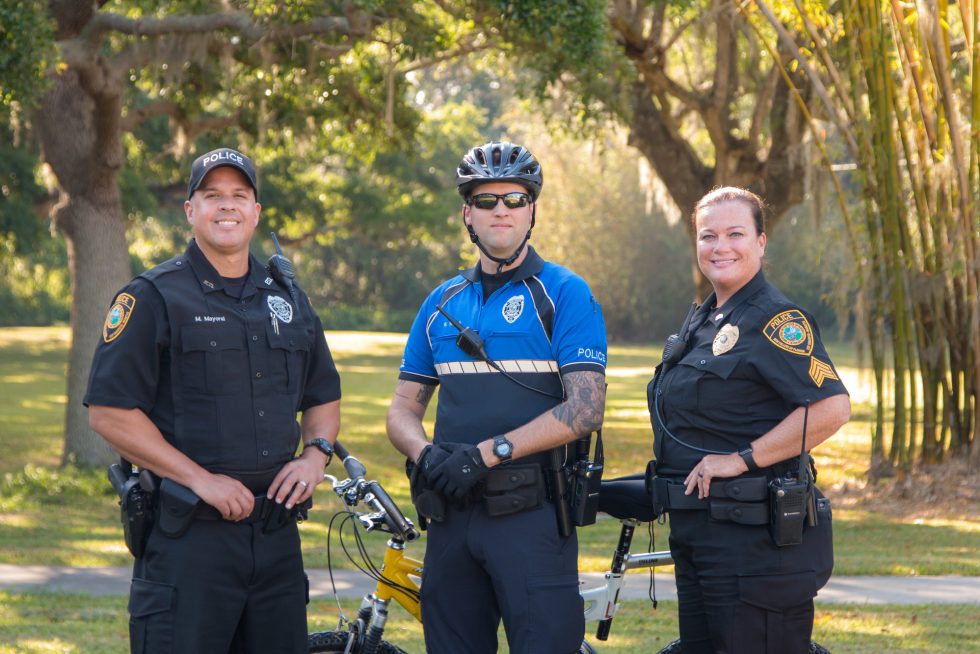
[
  {"xmin": 502, "ymin": 295, "xmax": 524, "ymax": 323},
  {"xmin": 712, "ymin": 324, "xmax": 739, "ymax": 356},
  {"xmin": 267, "ymin": 296, "xmax": 293, "ymax": 323}
]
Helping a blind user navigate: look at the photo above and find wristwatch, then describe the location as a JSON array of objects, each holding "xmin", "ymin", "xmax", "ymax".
[
  {"xmin": 738, "ymin": 445, "xmax": 760, "ymax": 472},
  {"xmin": 304, "ymin": 438, "xmax": 334, "ymax": 467},
  {"xmin": 492, "ymin": 435, "xmax": 514, "ymax": 462}
]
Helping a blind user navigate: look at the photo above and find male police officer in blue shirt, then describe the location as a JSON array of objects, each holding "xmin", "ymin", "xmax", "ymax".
[
  {"xmin": 387, "ymin": 141, "xmax": 608, "ymax": 653},
  {"xmin": 86, "ymin": 147, "xmax": 341, "ymax": 653}
]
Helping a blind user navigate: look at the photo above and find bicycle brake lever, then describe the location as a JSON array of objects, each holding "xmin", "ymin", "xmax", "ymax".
[{"xmin": 357, "ymin": 512, "xmax": 387, "ymax": 532}]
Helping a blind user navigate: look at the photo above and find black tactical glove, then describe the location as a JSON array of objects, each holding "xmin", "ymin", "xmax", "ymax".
[
  {"xmin": 428, "ymin": 445, "xmax": 489, "ymax": 502},
  {"xmin": 405, "ymin": 443, "xmax": 468, "ymax": 524},
  {"xmin": 419, "ymin": 442, "xmax": 467, "ymax": 480}
]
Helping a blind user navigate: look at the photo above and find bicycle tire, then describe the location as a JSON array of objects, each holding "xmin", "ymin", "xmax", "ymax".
[
  {"xmin": 579, "ymin": 640, "xmax": 598, "ymax": 654},
  {"xmin": 655, "ymin": 639, "xmax": 830, "ymax": 653},
  {"xmin": 307, "ymin": 630, "xmax": 408, "ymax": 654}
]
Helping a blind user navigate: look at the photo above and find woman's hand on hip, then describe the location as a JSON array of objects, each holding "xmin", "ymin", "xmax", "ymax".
[{"xmin": 684, "ymin": 453, "xmax": 748, "ymax": 499}]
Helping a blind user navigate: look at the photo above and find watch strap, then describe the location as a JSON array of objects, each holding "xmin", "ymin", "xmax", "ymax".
[
  {"xmin": 739, "ymin": 445, "xmax": 760, "ymax": 472},
  {"xmin": 304, "ymin": 438, "xmax": 334, "ymax": 466}
]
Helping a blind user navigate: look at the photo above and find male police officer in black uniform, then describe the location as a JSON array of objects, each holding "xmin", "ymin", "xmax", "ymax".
[
  {"xmin": 387, "ymin": 141, "xmax": 608, "ymax": 653},
  {"xmin": 86, "ymin": 147, "xmax": 341, "ymax": 653}
]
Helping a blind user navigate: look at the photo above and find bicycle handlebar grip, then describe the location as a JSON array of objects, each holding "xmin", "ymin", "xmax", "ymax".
[
  {"xmin": 333, "ymin": 441, "xmax": 350, "ymax": 460},
  {"xmin": 333, "ymin": 442, "xmax": 368, "ymax": 480},
  {"xmin": 596, "ymin": 618, "xmax": 612, "ymax": 641},
  {"xmin": 367, "ymin": 480, "xmax": 419, "ymax": 541}
]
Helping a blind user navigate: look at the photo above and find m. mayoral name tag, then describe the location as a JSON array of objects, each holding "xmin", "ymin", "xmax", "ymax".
[{"xmin": 103, "ymin": 293, "xmax": 136, "ymax": 343}]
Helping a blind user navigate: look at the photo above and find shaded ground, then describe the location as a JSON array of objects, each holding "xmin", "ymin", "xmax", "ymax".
[{"xmin": 829, "ymin": 458, "xmax": 979, "ymax": 521}]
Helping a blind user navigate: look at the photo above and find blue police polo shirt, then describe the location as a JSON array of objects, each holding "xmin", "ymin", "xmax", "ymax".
[{"xmin": 399, "ymin": 247, "xmax": 607, "ymax": 446}]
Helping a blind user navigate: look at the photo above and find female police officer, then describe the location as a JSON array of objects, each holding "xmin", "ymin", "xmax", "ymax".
[{"xmin": 648, "ymin": 187, "xmax": 850, "ymax": 654}]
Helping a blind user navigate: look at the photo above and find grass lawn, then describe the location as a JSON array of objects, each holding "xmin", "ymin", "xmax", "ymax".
[{"xmin": 0, "ymin": 592, "xmax": 975, "ymax": 654}]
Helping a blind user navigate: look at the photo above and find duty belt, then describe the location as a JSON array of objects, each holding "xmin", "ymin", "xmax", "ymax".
[
  {"xmin": 652, "ymin": 476, "xmax": 769, "ymax": 526},
  {"xmin": 157, "ymin": 477, "xmax": 311, "ymax": 538}
]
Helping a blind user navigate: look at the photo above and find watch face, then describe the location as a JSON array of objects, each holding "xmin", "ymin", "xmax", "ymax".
[{"xmin": 494, "ymin": 439, "xmax": 513, "ymax": 457}]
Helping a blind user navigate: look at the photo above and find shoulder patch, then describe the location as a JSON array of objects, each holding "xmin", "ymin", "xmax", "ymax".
[
  {"xmin": 103, "ymin": 293, "xmax": 136, "ymax": 343},
  {"xmin": 763, "ymin": 309, "xmax": 813, "ymax": 356}
]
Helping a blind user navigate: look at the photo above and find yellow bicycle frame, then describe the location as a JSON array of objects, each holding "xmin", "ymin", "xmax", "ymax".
[{"xmin": 374, "ymin": 540, "xmax": 424, "ymax": 622}]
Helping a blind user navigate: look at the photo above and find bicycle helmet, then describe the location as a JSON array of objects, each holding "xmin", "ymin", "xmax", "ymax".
[
  {"xmin": 456, "ymin": 141, "xmax": 543, "ymax": 201},
  {"xmin": 456, "ymin": 141, "xmax": 543, "ymax": 274}
]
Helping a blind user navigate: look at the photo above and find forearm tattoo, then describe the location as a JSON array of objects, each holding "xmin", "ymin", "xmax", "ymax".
[{"xmin": 551, "ymin": 371, "xmax": 605, "ymax": 436}]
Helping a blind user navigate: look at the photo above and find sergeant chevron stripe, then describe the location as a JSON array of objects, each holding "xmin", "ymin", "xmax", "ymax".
[
  {"xmin": 435, "ymin": 360, "xmax": 559, "ymax": 375},
  {"xmin": 808, "ymin": 357, "xmax": 839, "ymax": 387}
]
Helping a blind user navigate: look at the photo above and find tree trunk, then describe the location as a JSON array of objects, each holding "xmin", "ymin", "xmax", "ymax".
[{"xmin": 37, "ymin": 71, "xmax": 132, "ymax": 467}]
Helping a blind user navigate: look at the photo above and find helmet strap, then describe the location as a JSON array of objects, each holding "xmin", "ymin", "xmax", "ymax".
[{"xmin": 463, "ymin": 205, "xmax": 535, "ymax": 276}]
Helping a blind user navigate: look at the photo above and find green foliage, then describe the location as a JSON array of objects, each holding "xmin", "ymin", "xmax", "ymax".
[
  {"xmin": 0, "ymin": 464, "xmax": 114, "ymax": 512},
  {"xmin": 0, "ymin": 127, "xmax": 48, "ymax": 255},
  {"xmin": 481, "ymin": 0, "xmax": 627, "ymax": 127},
  {"xmin": 0, "ymin": 237, "xmax": 70, "ymax": 327},
  {"xmin": 0, "ymin": 0, "xmax": 55, "ymax": 110}
]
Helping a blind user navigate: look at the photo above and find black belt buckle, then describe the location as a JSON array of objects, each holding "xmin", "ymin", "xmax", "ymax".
[{"xmin": 261, "ymin": 497, "xmax": 310, "ymax": 533}]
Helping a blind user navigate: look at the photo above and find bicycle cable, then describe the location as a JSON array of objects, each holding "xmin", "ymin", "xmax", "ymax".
[
  {"xmin": 334, "ymin": 507, "xmax": 421, "ymax": 603},
  {"xmin": 326, "ymin": 510, "xmax": 352, "ymax": 623}
]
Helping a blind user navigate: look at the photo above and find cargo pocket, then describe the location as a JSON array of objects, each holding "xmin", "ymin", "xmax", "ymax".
[
  {"xmin": 128, "ymin": 577, "xmax": 176, "ymax": 654},
  {"xmin": 737, "ymin": 571, "xmax": 817, "ymax": 654},
  {"xmin": 738, "ymin": 570, "xmax": 817, "ymax": 611},
  {"xmin": 526, "ymin": 572, "xmax": 584, "ymax": 653}
]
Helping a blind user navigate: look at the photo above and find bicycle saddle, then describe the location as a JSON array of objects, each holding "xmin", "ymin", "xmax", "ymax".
[{"xmin": 598, "ymin": 474, "xmax": 659, "ymax": 522}]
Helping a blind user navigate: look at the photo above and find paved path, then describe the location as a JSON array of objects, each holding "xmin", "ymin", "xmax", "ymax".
[{"xmin": 1, "ymin": 564, "xmax": 977, "ymax": 604}]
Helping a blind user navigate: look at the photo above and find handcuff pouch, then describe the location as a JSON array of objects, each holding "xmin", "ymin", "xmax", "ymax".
[
  {"xmin": 483, "ymin": 465, "xmax": 545, "ymax": 517},
  {"xmin": 158, "ymin": 478, "xmax": 200, "ymax": 539}
]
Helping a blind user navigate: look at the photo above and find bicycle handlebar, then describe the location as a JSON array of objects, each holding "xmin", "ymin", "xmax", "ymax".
[{"xmin": 330, "ymin": 440, "xmax": 420, "ymax": 542}]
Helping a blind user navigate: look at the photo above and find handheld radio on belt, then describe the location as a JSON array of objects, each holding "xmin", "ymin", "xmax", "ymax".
[
  {"xmin": 768, "ymin": 401, "xmax": 816, "ymax": 546},
  {"xmin": 568, "ymin": 430, "xmax": 603, "ymax": 528}
]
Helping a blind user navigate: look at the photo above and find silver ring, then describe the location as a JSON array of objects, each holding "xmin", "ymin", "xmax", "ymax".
[
  {"xmin": 298, "ymin": 480, "xmax": 308, "ymax": 487},
  {"xmin": 697, "ymin": 472, "xmax": 704, "ymax": 478}
]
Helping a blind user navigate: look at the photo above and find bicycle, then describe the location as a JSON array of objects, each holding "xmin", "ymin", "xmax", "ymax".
[{"xmin": 306, "ymin": 443, "xmax": 829, "ymax": 654}]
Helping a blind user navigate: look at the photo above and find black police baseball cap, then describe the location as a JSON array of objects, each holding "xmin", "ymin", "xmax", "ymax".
[{"xmin": 186, "ymin": 147, "xmax": 259, "ymax": 201}]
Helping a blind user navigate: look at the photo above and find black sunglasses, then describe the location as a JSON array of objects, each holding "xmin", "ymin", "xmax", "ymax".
[{"xmin": 468, "ymin": 192, "xmax": 531, "ymax": 210}]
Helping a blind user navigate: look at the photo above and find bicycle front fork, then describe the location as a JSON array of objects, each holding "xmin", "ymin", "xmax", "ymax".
[{"xmin": 356, "ymin": 594, "xmax": 391, "ymax": 654}]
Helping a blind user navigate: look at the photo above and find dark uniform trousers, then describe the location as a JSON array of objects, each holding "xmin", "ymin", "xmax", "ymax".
[
  {"xmin": 420, "ymin": 502, "xmax": 584, "ymax": 654},
  {"xmin": 669, "ymin": 506, "xmax": 833, "ymax": 654},
  {"xmin": 128, "ymin": 515, "xmax": 307, "ymax": 654}
]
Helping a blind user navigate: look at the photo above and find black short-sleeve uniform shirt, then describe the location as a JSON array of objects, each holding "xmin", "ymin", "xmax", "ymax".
[
  {"xmin": 84, "ymin": 239, "xmax": 341, "ymax": 477},
  {"xmin": 656, "ymin": 270, "xmax": 848, "ymax": 477}
]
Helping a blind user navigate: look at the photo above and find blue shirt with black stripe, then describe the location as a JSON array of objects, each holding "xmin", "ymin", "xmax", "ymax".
[{"xmin": 399, "ymin": 246, "xmax": 607, "ymax": 446}]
